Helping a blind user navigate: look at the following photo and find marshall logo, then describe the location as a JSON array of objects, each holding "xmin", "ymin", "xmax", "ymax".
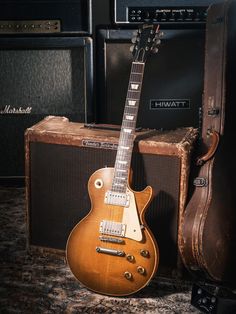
[
  {"xmin": 82, "ymin": 140, "xmax": 118, "ymax": 150},
  {"xmin": 150, "ymin": 99, "xmax": 190, "ymax": 110},
  {"xmin": 0, "ymin": 105, "xmax": 32, "ymax": 114}
]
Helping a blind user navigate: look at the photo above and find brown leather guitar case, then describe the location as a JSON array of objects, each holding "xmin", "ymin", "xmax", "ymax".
[{"xmin": 179, "ymin": 0, "xmax": 236, "ymax": 286}]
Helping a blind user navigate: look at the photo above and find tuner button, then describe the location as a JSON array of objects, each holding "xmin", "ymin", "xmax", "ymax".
[
  {"xmin": 137, "ymin": 266, "xmax": 146, "ymax": 275},
  {"xmin": 202, "ymin": 298, "xmax": 207, "ymax": 304},
  {"xmin": 131, "ymin": 36, "xmax": 137, "ymax": 43},
  {"xmin": 211, "ymin": 297, "xmax": 216, "ymax": 304},
  {"xmin": 129, "ymin": 45, "xmax": 135, "ymax": 52},
  {"xmin": 124, "ymin": 271, "xmax": 132, "ymax": 280},
  {"xmin": 152, "ymin": 47, "xmax": 159, "ymax": 54},
  {"xmin": 133, "ymin": 30, "xmax": 138, "ymax": 36}
]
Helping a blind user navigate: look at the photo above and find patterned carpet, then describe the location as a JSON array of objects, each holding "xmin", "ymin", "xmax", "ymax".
[{"xmin": 0, "ymin": 187, "xmax": 200, "ymax": 313}]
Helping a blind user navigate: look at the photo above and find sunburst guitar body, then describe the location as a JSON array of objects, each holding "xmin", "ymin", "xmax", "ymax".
[
  {"xmin": 66, "ymin": 167, "xmax": 158, "ymax": 296},
  {"xmin": 66, "ymin": 24, "xmax": 163, "ymax": 296}
]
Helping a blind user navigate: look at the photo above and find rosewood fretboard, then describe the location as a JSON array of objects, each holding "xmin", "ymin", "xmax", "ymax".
[{"xmin": 111, "ymin": 61, "xmax": 145, "ymax": 194}]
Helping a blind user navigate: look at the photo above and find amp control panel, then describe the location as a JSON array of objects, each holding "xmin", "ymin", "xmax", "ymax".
[{"xmin": 128, "ymin": 7, "xmax": 208, "ymax": 23}]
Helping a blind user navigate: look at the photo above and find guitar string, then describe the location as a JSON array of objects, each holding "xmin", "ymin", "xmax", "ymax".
[{"xmin": 106, "ymin": 62, "xmax": 144, "ymax": 247}]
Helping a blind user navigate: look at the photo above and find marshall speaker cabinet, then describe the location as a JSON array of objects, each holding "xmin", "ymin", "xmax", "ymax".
[
  {"xmin": 25, "ymin": 116, "xmax": 198, "ymax": 279},
  {"xmin": 96, "ymin": 0, "xmax": 223, "ymax": 130},
  {"xmin": 0, "ymin": 0, "xmax": 93, "ymax": 182}
]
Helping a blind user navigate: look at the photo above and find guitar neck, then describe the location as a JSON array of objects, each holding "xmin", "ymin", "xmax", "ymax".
[{"xmin": 111, "ymin": 61, "xmax": 145, "ymax": 193}]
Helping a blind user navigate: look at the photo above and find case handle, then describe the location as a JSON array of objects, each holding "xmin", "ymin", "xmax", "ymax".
[{"xmin": 196, "ymin": 130, "xmax": 220, "ymax": 166}]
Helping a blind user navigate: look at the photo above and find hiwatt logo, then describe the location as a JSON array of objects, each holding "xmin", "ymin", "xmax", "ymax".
[{"xmin": 150, "ymin": 99, "xmax": 190, "ymax": 110}]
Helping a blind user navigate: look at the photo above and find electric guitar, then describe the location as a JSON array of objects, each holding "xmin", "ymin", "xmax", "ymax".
[{"xmin": 66, "ymin": 24, "xmax": 162, "ymax": 296}]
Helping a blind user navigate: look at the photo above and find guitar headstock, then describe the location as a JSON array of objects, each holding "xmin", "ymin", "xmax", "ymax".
[{"xmin": 130, "ymin": 24, "xmax": 163, "ymax": 62}]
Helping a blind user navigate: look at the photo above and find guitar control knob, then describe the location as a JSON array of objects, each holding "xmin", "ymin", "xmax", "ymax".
[
  {"xmin": 124, "ymin": 271, "xmax": 132, "ymax": 280},
  {"xmin": 137, "ymin": 266, "xmax": 146, "ymax": 275},
  {"xmin": 140, "ymin": 249, "xmax": 149, "ymax": 257},
  {"xmin": 126, "ymin": 254, "xmax": 135, "ymax": 262}
]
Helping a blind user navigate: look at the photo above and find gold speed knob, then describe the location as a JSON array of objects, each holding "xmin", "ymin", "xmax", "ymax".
[
  {"xmin": 126, "ymin": 254, "xmax": 135, "ymax": 262},
  {"xmin": 140, "ymin": 249, "xmax": 149, "ymax": 257},
  {"xmin": 137, "ymin": 266, "xmax": 146, "ymax": 275},
  {"xmin": 124, "ymin": 271, "xmax": 132, "ymax": 280}
]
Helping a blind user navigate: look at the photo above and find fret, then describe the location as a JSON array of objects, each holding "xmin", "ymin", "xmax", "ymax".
[
  {"xmin": 114, "ymin": 183, "xmax": 125, "ymax": 187},
  {"xmin": 117, "ymin": 160, "xmax": 127, "ymax": 165},
  {"xmin": 127, "ymin": 91, "xmax": 141, "ymax": 98},
  {"xmin": 115, "ymin": 177, "xmax": 126, "ymax": 180},
  {"xmin": 127, "ymin": 89, "xmax": 140, "ymax": 95}
]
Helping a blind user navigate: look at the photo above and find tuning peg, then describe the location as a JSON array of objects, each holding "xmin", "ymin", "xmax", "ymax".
[
  {"xmin": 155, "ymin": 39, "xmax": 161, "ymax": 45},
  {"xmin": 131, "ymin": 36, "xmax": 138, "ymax": 43},
  {"xmin": 133, "ymin": 30, "xmax": 138, "ymax": 36},
  {"xmin": 152, "ymin": 47, "xmax": 159, "ymax": 54},
  {"xmin": 130, "ymin": 45, "xmax": 135, "ymax": 52},
  {"xmin": 158, "ymin": 31, "xmax": 164, "ymax": 37}
]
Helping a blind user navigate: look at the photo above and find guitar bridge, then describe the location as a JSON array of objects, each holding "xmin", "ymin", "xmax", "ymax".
[{"xmin": 96, "ymin": 247, "xmax": 125, "ymax": 256}]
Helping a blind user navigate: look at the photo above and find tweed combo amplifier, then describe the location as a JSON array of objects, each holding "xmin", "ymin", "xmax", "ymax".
[{"xmin": 25, "ymin": 116, "xmax": 197, "ymax": 279}]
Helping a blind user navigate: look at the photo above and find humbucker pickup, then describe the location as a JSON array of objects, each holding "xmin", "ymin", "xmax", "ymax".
[
  {"xmin": 104, "ymin": 190, "xmax": 130, "ymax": 207},
  {"xmin": 100, "ymin": 220, "xmax": 126, "ymax": 237}
]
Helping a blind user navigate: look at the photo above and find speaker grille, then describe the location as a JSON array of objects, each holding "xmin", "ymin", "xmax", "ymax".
[
  {"xmin": 0, "ymin": 41, "xmax": 92, "ymax": 178},
  {"xmin": 29, "ymin": 142, "xmax": 180, "ymax": 273}
]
